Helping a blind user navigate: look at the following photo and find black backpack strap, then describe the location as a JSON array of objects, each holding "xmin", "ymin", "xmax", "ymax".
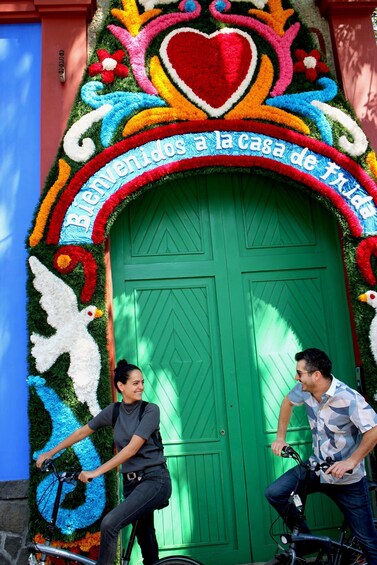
[
  {"xmin": 111, "ymin": 401, "xmax": 121, "ymax": 427},
  {"xmin": 138, "ymin": 400, "xmax": 148, "ymax": 421},
  {"xmin": 138, "ymin": 401, "xmax": 163, "ymax": 452}
]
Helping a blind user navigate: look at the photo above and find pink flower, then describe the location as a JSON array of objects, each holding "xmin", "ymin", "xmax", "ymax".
[
  {"xmin": 293, "ymin": 49, "xmax": 329, "ymax": 82},
  {"xmin": 88, "ymin": 49, "xmax": 129, "ymax": 83}
]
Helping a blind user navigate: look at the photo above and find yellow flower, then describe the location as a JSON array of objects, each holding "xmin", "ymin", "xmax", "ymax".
[{"xmin": 366, "ymin": 151, "xmax": 377, "ymax": 180}]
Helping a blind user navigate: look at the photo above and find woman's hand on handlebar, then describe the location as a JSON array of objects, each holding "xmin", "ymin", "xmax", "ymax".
[
  {"xmin": 78, "ymin": 470, "xmax": 96, "ymax": 483},
  {"xmin": 271, "ymin": 438, "xmax": 288, "ymax": 456},
  {"xmin": 36, "ymin": 452, "xmax": 53, "ymax": 469}
]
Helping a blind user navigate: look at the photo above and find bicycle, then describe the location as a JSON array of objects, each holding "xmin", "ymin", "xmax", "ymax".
[
  {"xmin": 268, "ymin": 445, "xmax": 371, "ymax": 565},
  {"xmin": 27, "ymin": 459, "xmax": 203, "ymax": 565}
]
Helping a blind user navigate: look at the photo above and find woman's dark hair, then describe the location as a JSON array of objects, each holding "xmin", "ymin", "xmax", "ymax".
[
  {"xmin": 295, "ymin": 348, "xmax": 332, "ymax": 378},
  {"xmin": 114, "ymin": 359, "xmax": 141, "ymax": 392}
]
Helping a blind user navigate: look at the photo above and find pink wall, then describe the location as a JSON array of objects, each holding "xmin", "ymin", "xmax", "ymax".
[
  {"xmin": 0, "ymin": 0, "xmax": 97, "ymax": 186},
  {"xmin": 317, "ymin": 0, "xmax": 377, "ymax": 150}
]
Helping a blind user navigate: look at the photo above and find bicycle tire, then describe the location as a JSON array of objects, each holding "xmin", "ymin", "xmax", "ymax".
[{"xmin": 154, "ymin": 556, "xmax": 203, "ymax": 565}]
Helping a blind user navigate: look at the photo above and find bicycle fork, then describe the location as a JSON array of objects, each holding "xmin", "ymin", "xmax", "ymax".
[
  {"xmin": 120, "ymin": 521, "xmax": 138, "ymax": 565},
  {"xmin": 37, "ymin": 476, "xmax": 66, "ymax": 563}
]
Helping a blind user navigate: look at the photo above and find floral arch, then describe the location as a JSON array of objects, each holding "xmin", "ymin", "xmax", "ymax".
[{"xmin": 27, "ymin": 0, "xmax": 377, "ymax": 557}]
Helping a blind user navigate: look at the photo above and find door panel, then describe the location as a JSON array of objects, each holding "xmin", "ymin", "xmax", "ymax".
[
  {"xmin": 237, "ymin": 174, "xmax": 316, "ymax": 250},
  {"xmin": 217, "ymin": 174, "xmax": 354, "ymax": 561},
  {"xmin": 111, "ymin": 172, "xmax": 355, "ymax": 564},
  {"xmin": 111, "ymin": 179, "xmax": 251, "ymax": 565},
  {"xmin": 124, "ymin": 179, "xmax": 213, "ymax": 262}
]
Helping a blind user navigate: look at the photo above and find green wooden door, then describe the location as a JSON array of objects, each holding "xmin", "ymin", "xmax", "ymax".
[
  {"xmin": 213, "ymin": 173, "xmax": 355, "ymax": 561},
  {"xmin": 110, "ymin": 172, "xmax": 355, "ymax": 564}
]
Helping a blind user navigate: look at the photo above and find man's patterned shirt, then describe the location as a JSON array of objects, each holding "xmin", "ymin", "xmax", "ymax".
[{"xmin": 288, "ymin": 377, "xmax": 377, "ymax": 484}]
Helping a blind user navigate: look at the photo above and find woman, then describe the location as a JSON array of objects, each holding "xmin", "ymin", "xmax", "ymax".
[{"xmin": 36, "ymin": 360, "xmax": 172, "ymax": 565}]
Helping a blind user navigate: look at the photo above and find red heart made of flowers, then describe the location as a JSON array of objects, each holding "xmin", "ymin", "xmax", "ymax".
[{"xmin": 160, "ymin": 28, "xmax": 257, "ymax": 117}]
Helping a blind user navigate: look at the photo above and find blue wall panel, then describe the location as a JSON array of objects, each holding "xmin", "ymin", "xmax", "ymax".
[{"xmin": 0, "ymin": 23, "xmax": 41, "ymax": 480}]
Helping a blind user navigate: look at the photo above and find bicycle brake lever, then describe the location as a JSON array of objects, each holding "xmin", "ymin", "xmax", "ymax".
[
  {"xmin": 71, "ymin": 471, "xmax": 93, "ymax": 483},
  {"xmin": 320, "ymin": 458, "xmax": 353, "ymax": 474},
  {"xmin": 41, "ymin": 459, "xmax": 55, "ymax": 473},
  {"xmin": 64, "ymin": 470, "xmax": 82, "ymax": 483},
  {"xmin": 281, "ymin": 445, "xmax": 294, "ymax": 458}
]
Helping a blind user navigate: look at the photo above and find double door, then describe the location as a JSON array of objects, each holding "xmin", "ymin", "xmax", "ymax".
[{"xmin": 110, "ymin": 172, "xmax": 355, "ymax": 563}]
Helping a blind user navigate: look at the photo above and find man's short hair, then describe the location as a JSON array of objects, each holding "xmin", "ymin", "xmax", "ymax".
[{"xmin": 295, "ymin": 348, "xmax": 332, "ymax": 378}]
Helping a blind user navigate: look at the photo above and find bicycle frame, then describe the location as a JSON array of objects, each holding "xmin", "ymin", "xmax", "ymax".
[
  {"xmin": 29, "ymin": 517, "xmax": 139, "ymax": 565},
  {"xmin": 27, "ymin": 463, "xmax": 96, "ymax": 564},
  {"xmin": 288, "ymin": 533, "xmax": 364, "ymax": 564},
  {"xmin": 275, "ymin": 446, "xmax": 365, "ymax": 565},
  {"xmin": 29, "ymin": 460, "xmax": 202, "ymax": 565},
  {"xmin": 29, "ymin": 541, "xmax": 95, "ymax": 564}
]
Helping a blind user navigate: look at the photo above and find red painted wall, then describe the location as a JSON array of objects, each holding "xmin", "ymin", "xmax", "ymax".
[
  {"xmin": 0, "ymin": 0, "xmax": 97, "ymax": 186},
  {"xmin": 317, "ymin": 0, "xmax": 377, "ymax": 150}
]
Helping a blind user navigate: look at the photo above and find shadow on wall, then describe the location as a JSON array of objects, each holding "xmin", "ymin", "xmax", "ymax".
[{"xmin": 334, "ymin": 19, "xmax": 377, "ymax": 135}]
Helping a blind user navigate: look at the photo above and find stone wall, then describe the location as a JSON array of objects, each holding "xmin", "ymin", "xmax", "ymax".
[{"xmin": 0, "ymin": 480, "xmax": 29, "ymax": 565}]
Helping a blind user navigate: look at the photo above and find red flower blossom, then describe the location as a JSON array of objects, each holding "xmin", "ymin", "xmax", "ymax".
[
  {"xmin": 88, "ymin": 49, "xmax": 129, "ymax": 83},
  {"xmin": 293, "ymin": 49, "xmax": 329, "ymax": 82}
]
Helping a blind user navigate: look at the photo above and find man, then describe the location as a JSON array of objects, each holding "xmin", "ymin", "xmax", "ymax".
[{"xmin": 265, "ymin": 348, "xmax": 377, "ymax": 564}]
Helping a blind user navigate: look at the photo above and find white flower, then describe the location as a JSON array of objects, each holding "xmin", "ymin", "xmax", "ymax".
[
  {"xmin": 101, "ymin": 57, "xmax": 118, "ymax": 71},
  {"xmin": 311, "ymin": 101, "xmax": 368, "ymax": 157},
  {"xmin": 63, "ymin": 105, "xmax": 112, "ymax": 163},
  {"xmin": 303, "ymin": 56, "xmax": 317, "ymax": 69},
  {"xmin": 231, "ymin": 0, "xmax": 269, "ymax": 7}
]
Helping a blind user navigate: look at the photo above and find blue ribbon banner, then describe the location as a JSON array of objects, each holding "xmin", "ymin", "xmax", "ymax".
[{"xmin": 59, "ymin": 130, "xmax": 377, "ymax": 244}]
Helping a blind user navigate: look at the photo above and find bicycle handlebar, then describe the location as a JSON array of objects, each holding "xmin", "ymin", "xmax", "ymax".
[
  {"xmin": 281, "ymin": 445, "xmax": 300, "ymax": 460},
  {"xmin": 41, "ymin": 458, "xmax": 82, "ymax": 483},
  {"xmin": 281, "ymin": 445, "xmax": 353, "ymax": 474}
]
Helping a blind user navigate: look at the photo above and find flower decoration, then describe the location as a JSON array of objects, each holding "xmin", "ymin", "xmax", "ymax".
[
  {"xmin": 27, "ymin": 0, "xmax": 377, "ymax": 553},
  {"xmin": 367, "ymin": 151, "xmax": 377, "ymax": 181},
  {"xmin": 88, "ymin": 49, "xmax": 129, "ymax": 83},
  {"xmin": 54, "ymin": 246, "xmax": 98, "ymax": 303},
  {"xmin": 29, "ymin": 257, "xmax": 103, "ymax": 418},
  {"xmin": 356, "ymin": 237, "xmax": 377, "ymax": 286},
  {"xmin": 29, "ymin": 159, "xmax": 71, "ymax": 247},
  {"xmin": 293, "ymin": 49, "xmax": 329, "ymax": 82},
  {"xmin": 34, "ymin": 531, "xmax": 100, "ymax": 564}
]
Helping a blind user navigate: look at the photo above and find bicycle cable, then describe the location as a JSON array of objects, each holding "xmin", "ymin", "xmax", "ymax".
[{"xmin": 268, "ymin": 475, "xmax": 302, "ymax": 545}]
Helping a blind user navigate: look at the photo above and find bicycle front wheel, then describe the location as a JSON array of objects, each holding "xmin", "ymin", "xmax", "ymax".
[
  {"xmin": 154, "ymin": 556, "xmax": 203, "ymax": 565},
  {"xmin": 314, "ymin": 545, "xmax": 366, "ymax": 565}
]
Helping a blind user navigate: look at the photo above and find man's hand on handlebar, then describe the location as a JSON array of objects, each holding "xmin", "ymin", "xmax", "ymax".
[
  {"xmin": 271, "ymin": 438, "xmax": 288, "ymax": 456},
  {"xmin": 325, "ymin": 459, "xmax": 355, "ymax": 478},
  {"xmin": 273, "ymin": 444, "xmax": 354, "ymax": 476}
]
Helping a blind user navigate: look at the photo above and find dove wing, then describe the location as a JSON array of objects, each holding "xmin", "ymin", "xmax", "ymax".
[{"xmin": 29, "ymin": 256, "xmax": 79, "ymax": 330}]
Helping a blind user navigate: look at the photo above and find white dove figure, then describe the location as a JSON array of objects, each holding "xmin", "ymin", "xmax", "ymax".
[
  {"xmin": 29, "ymin": 255, "xmax": 103, "ymax": 416},
  {"xmin": 359, "ymin": 290, "xmax": 377, "ymax": 366}
]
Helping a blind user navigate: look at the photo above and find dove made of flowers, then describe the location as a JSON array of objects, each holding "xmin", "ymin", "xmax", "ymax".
[{"xmin": 61, "ymin": 0, "xmax": 370, "ymax": 168}]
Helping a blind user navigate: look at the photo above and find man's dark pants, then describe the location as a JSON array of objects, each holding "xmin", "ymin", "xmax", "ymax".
[{"xmin": 265, "ymin": 462, "xmax": 377, "ymax": 564}]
